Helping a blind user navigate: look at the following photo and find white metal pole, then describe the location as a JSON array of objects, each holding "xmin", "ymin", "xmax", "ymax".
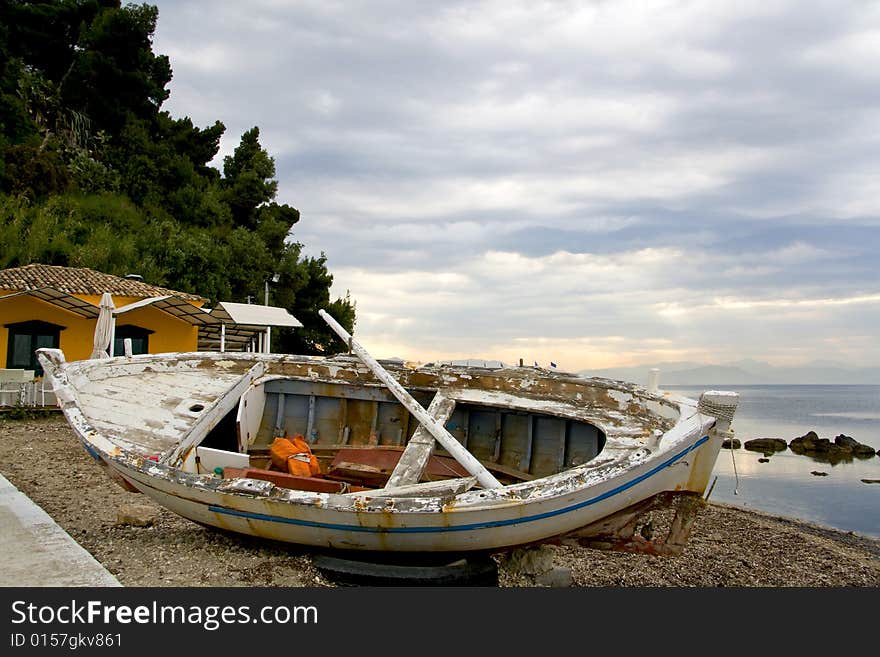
[
  {"xmin": 265, "ymin": 326, "xmax": 271, "ymax": 353},
  {"xmin": 647, "ymin": 368, "xmax": 660, "ymax": 392},
  {"xmin": 318, "ymin": 309, "xmax": 502, "ymax": 489},
  {"xmin": 220, "ymin": 324, "xmax": 226, "ymax": 352}
]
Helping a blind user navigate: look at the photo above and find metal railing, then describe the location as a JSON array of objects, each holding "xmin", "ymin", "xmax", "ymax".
[{"xmin": 0, "ymin": 380, "xmax": 57, "ymax": 408}]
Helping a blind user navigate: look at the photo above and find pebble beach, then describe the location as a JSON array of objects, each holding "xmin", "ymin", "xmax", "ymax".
[{"xmin": 1, "ymin": 414, "xmax": 878, "ymax": 587}]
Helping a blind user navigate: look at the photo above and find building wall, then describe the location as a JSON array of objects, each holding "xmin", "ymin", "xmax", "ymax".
[
  {"xmin": 0, "ymin": 292, "xmax": 201, "ymax": 374},
  {"xmin": 0, "ymin": 295, "xmax": 97, "ymax": 365},
  {"xmin": 112, "ymin": 304, "xmax": 199, "ymax": 354}
]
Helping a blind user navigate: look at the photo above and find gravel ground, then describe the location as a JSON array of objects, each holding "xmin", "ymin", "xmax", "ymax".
[{"xmin": 1, "ymin": 413, "xmax": 878, "ymax": 587}]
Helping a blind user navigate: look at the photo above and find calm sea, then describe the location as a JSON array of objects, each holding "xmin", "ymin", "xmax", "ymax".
[{"xmin": 664, "ymin": 384, "xmax": 880, "ymax": 539}]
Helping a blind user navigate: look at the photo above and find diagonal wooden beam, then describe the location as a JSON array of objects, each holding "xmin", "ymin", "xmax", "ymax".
[
  {"xmin": 386, "ymin": 392, "xmax": 456, "ymax": 488},
  {"xmin": 318, "ymin": 309, "xmax": 502, "ymax": 489}
]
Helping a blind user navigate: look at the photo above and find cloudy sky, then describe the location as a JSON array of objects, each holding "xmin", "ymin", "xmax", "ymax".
[{"xmin": 151, "ymin": 0, "xmax": 880, "ymax": 372}]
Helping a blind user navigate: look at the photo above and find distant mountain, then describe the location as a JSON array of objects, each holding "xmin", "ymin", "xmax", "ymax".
[{"xmin": 580, "ymin": 361, "xmax": 880, "ymax": 385}]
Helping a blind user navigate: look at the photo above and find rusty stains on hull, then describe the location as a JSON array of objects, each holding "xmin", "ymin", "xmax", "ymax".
[{"xmin": 35, "ymin": 347, "xmax": 739, "ymax": 554}]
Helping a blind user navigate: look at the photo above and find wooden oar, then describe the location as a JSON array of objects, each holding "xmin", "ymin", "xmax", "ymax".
[{"xmin": 318, "ymin": 309, "xmax": 502, "ymax": 489}]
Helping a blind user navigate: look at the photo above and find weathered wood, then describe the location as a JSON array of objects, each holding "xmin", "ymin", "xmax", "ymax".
[
  {"xmin": 493, "ymin": 411, "xmax": 502, "ymax": 462},
  {"xmin": 558, "ymin": 420, "xmax": 568, "ymax": 473},
  {"xmin": 222, "ymin": 467, "xmax": 355, "ymax": 494},
  {"xmin": 460, "ymin": 408, "xmax": 470, "ymax": 448},
  {"xmin": 482, "ymin": 460, "xmax": 536, "ymax": 482},
  {"xmin": 318, "ymin": 309, "xmax": 502, "ymax": 489},
  {"xmin": 324, "ymin": 444, "xmax": 469, "ymax": 487},
  {"xmin": 235, "ymin": 377, "xmax": 266, "ymax": 451},
  {"xmin": 163, "ymin": 361, "xmax": 267, "ymax": 466},
  {"xmin": 274, "ymin": 392, "xmax": 285, "ymax": 436},
  {"xmin": 386, "ymin": 392, "xmax": 456, "ymax": 488},
  {"xmin": 520, "ymin": 416, "xmax": 534, "ymax": 473},
  {"xmin": 559, "ymin": 491, "xmax": 706, "ymax": 556},
  {"xmin": 264, "ymin": 378, "xmax": 399, "ymax": 403},
  {"xmin": 38, "ymin": 343, "xmax": 731, "ymax": 555},
  {"xmin": 288, "ymin": 443, "xmax": 536, "ymax": 481},
  {"xmin": 369, "ymin": 401, "xmax": 379, "ymax": 445},
  {"xmin": 347, "ymin": 476, "xmax": 478, "ymax": 499},
  {"xmin": 308, "ymin": 444, "xmax": 405, "ymax": 454},
  {"xmin": 338, "ymin": 398, "xmax": 348, "ymax": 443},
  {"xmin": 306, "ymin": 395, "xmax": 316, "ymax": 443},
  {"xmin": 399, "ymin": 410, "xmax": 409, "ymax": 446}
]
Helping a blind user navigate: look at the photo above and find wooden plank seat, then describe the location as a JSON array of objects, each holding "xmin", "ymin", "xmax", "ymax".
[
  {"xmin": 222, "ymin": 467, "xmax": 369, "ymax": 494},
  {"xmin": 324, "ymin": 446, "xmax": 469, "ymax": 488}
]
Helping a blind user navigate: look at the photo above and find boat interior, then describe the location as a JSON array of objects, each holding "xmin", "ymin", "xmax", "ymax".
[{"xmin": 182, "ymin": 376, "xmax": 611, "ymax": 495}]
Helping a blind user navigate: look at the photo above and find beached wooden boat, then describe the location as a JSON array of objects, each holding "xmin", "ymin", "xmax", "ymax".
[{"xmin": 37, "ymin": 312, "xmax": 738, "ymax": 556}]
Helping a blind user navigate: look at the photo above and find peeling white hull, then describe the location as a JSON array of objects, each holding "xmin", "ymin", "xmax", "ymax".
[{"xmin": 38, "ymin": 348, "xmax": 737, "ymax": 553}]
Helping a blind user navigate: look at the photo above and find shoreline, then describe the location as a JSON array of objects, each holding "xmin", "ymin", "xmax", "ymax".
[{"xmin": 1, "ymin": 414, "xmax": 877, "ymax": 587}]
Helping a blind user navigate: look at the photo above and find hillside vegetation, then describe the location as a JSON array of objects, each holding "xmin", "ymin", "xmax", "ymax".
[{"xmin": 0, "ymin": 0, "xmax": 355, "ymax": 354}]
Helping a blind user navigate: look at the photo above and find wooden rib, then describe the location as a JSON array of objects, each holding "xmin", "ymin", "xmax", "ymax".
[
  {"xmin": 274, "ymin": 392, "xmax": 285, "ymax": 436},
  {"xmin": 338, "ymin": 398, "xmax": 348, "ymax": 443},
  {"xmin": 461, "ymin": 408, "xmax": 470, "ymax": 448},
  {"xmin": 558, "ymin": 420, "xmax": 568, "ymax": 472},
  {"xmin": 399, "ymin": 410, "xmax": 410, "ymax": 446},
  {"xmin": 493, "ymin": 411, "xmax": 502, "ymax": 462},
  {"xmin": 306, "ymin": 395, "xmax": 316, "ymax": 443},
  {"xmin": 519, "ymin": 415, "xmax": 534, "ymax": 474},
  {"xmin": 369, "ymin": 400, "xmax": 379, "ymax": 445}
]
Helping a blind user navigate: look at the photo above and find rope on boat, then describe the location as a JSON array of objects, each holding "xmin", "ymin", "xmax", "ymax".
[
  {"xmin": 729, "ymin": 435, "xmax": 740, "ymax": 495},
  {"xmin": 696, "ymin": 392, "xmax": 740, "ymax": 496}
]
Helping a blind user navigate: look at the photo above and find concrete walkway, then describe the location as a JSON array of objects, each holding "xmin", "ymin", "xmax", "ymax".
[{"xmin": 0, "ymin": 473, "xmax": 121, "ymax": 587}]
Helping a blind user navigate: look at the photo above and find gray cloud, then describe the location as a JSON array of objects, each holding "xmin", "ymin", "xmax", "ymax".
[{"xmin": 152, "ymin": 0, "xmax": 880, "ymax": 369}]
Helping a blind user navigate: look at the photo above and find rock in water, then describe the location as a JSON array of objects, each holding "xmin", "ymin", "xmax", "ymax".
[
  {"xmin": 790, "ymin": 431, "xmax": 820, "ymax": 452},
  {"xmin": 744, "ymin": 438, "xmax": 787, "ymax": 453},
  {"xmin": 836, "ymin": 434, "xmax": 878, "ymax": 457}
]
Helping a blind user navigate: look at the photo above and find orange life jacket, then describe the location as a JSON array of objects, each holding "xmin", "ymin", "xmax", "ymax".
[{"xmin": 269, "ymin": 434, "xmax": 321, "ymax": 477}]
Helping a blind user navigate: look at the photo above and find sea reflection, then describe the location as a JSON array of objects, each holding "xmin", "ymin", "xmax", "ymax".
[
  {"xmin": 709, "ymin": 449, "xmax": 880, "ymax": 538},
  {"xmin": 716, "ymin": 447, "xmax": 880, "ymax": 478}
]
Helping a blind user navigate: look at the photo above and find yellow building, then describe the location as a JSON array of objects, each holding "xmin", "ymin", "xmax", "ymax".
[{"xmin": 0, "ymin": 264, "xmax": 215, "ymax": 376}]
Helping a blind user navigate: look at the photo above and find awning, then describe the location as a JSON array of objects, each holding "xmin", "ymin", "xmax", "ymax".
[
  {"xmin": 208, "ymin": 302, "xmax": 302, "ymax": 328},
  {"xmin": 114, "ymin": 296, "xmax": 221, "ymax": 326},
  {"xmin": 0, "ymin": 288, "xmax": 101, "ymax": 318},
  {"xmin": 198, "ymin": 302, "xmax": 301, "ymax": 352}
]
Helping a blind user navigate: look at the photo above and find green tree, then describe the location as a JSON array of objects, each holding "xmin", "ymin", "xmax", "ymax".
[
  {"xmin": 0, "ymin": 1, "xmax": 356, "ymax": 355},
  {"xmin": 221, "ymin": 126, "xmax": 278, "ymax": 229},
  {"xmin": 273, "ymin": 248, "xmax": 355, "ymax": 355},
  {"xmin": 64, "ymin": 2, "xmax": 171, "ymax": 134}
]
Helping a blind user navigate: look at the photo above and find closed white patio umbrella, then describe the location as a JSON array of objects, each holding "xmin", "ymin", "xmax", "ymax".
[{"xmin": 90, "ymin": 292, "xmax": 115, "ymax": 359}]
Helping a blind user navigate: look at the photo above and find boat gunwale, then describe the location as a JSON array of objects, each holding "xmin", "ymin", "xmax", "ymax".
[{"xmin": 42, "ymin": 348, "xmax": 687, "ymax": 438}]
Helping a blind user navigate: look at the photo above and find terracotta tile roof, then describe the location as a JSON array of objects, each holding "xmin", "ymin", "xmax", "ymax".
[{"xmin": 0, "ymin": 264, "xmax": 207, "ymax": 302}]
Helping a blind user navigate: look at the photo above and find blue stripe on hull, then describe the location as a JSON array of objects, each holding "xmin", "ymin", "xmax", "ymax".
[{"xmin": 206, "ymin": 435, "xmax": 711, "ymax": 534}]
